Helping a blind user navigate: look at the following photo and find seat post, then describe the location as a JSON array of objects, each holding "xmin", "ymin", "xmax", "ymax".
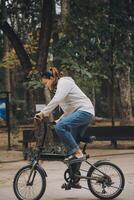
[{"xmin": 82, "ymin": 143, "xmax": 88, "ymax": 154}]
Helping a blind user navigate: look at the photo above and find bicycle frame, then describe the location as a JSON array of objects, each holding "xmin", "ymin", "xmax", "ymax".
[
  {"xmin": 33, "ymin": 120, "xmax": 109, "ymax": 182},
  {"xmin": 64, "ymin": 157, "xmax": 111, "ymax": 183},
  {"xmin": 13, "ymin": 120, "xmax": 125, "ymax": 200}
]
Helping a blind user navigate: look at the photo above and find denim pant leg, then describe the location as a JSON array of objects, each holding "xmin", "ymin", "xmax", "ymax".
[
  {"xmin": 71, "ymin": 122, "xmax": 90, "ymax": 144},
  {"xmin": 55, "ymin": 111, "xmax": 93, "ymax": 155}
]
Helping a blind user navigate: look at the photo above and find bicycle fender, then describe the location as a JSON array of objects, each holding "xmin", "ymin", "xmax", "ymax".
[{"xmin": 93, "ymin": 159, "xmax": 110, "ymax": 166}]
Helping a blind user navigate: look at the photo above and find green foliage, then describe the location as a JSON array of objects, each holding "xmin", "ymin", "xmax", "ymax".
[
  {"xmin": 0, "ymin": 49, "xmax": 20, "ymax": 68},
  {"xmin": 52, "ymin": 0, "xmax": 111, "ymax": 96},
  {"xmin": 23, "ymin": 67, "xmax": 43, "ymax": 90},
  {"xmin": 0, "ymin": 32, "xmax": 38, "ymax": 69},
  {"xmin": 51, "ymin": 0, "xmax": 134, "ymax": 117},
  {"xmin": 5, "ymin": 0, "xmax": 41, "ymax": 36},
  {"xmin": 0, "ymin": 0, "xmax": 134, "ymax": 119}
]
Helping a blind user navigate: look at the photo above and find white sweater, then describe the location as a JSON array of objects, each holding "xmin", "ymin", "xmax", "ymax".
[{"xmin": 41, "ymin": 77, "xmax": 95, "ymax": 117}]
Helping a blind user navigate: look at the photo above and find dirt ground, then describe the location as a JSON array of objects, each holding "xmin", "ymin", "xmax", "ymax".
[{"xmin": 1, "ymin": 123, "xmax": 134, "ymax": 163}]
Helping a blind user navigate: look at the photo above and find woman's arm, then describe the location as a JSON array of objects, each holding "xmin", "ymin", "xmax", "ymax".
[{"xmin": 40, "ymin": 78, "xmax": 72, "ymax": 116}]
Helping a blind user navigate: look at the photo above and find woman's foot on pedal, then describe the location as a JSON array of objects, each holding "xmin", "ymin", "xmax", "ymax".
[
  {"xmin": 64, "ymin": 155, "xmax": 74, "ymax": 162},
  {"xmin": 74, "ymin": 149, "xmax": 83, "ymax": 159},
  {"xmin": 64, "ymin": 149, "xmax": 84, "ymax": 162}
]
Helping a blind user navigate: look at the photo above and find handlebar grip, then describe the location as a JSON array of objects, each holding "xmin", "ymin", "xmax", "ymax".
[{"xmin": 48, "ymin": 121, "xmax": 56, "ymax": 126}]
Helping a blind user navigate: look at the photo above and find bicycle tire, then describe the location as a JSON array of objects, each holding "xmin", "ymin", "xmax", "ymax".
[
  {"xmin": 87, "ymin": 161, "xmax": 125, "ymax": 200},
  {"xmin": 13, "ymin": 164, "xmax": 46, "ymax": 200}
]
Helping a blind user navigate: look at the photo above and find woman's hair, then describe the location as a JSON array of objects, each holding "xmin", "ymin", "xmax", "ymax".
[{"xmin": 49, "ymin": 67, "xmax": 63, "ymax": 79}]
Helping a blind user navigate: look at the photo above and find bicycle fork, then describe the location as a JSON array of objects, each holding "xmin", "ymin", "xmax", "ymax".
[{"xmin": 26, "ymin": 161, "xmax": 38, "ymax": 186}]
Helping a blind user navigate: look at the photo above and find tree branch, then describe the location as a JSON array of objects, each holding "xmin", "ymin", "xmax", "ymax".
[{"xmin": 0, "ymin": 21, "xmax": 32, "ymax": 71}]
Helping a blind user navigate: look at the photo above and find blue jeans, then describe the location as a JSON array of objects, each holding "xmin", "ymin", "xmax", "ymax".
[{"xmin": 55, "ymin": 111, "xmax": 93, "ymax": 155}]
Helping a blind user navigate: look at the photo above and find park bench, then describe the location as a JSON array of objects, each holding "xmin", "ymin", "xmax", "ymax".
[
  {"xmin": 84, "ymin": 125, "xmax": 134, "ymax": 141},
  {"xmin": 21, "ymin": 125, "xmax": 134, "ymax": 160},
  {"xmin": 18, "ymin": 126, "xmax": 35, "ymax": 160},
  {"xmin": 22, "ymin": 129, "xmax": 35, "ymax": 160},
  {"xmin": 83, "ymin": 125, "xmax": 134, "ymax": 147}
]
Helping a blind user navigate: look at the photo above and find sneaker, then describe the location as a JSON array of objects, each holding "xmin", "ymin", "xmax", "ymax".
[
  {"xmin": 64, "ymin": 155, "xmax": 74, "ymax": 162},
  {"xmin": 64, "ymin": 154, "xmax": 84, "ymax": 163}
]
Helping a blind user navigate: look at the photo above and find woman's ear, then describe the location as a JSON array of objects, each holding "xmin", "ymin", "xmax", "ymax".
[{"xmin": 50, "ymin": 76, "xmax": 55, "ymax": 80}]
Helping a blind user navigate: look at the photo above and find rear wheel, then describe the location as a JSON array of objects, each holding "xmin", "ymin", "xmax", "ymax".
[
  {"xmin": 13, "ymin": 164, "xmax": 46, "ymax": 200},
  {"xmin": 87, "ymin": 161, "xmax": 125, "ymax": 199}
]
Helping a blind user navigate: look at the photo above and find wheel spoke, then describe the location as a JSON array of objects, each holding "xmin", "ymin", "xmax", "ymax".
[{"xmin": 109, "ymin": 184, "xmax": 123, "ymax": 190}]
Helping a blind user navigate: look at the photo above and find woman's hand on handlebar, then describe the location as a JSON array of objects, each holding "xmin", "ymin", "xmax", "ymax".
[{"xmin": 34, "ymin": 112, "xmax": 46, "ymax": 122}]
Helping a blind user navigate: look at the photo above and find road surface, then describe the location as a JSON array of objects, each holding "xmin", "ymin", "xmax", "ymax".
[{"xmin": 0, "ymin": 153, "xmax": 134, "ymax": 200}]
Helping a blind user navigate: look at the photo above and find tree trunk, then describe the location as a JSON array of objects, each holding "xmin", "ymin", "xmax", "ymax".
[
  {"xmin": 109, "ymin": 0, "xmax": 116, "ymax": 126},
  {"xmin": 61, "ymin": 0, "xmax": 70, "ymax": 34},
  {"xmin": 1, "ymin": 0, "xmax": 11, "ymax": 97},
  {"xmin": 118, "ymin": 67, "xmax": 133, "ymax": 124},
  {"xmin": 37, "ymin": 0, "xmax": 53, "ymax": 71}
]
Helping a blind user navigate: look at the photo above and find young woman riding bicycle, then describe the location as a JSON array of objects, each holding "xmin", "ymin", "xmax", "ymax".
[
  {"xmin": 35, "ymin": 67, "xmax": 94, "ymax": 161},
  {"xmin": 13, "ymin": 67, "xmax": 125, "ymax": 200}
]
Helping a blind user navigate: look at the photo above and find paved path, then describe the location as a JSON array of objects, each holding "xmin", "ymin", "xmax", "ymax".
[{"xmin": 0, "ymin": 150, "xmax": 134, "ymax": 200}]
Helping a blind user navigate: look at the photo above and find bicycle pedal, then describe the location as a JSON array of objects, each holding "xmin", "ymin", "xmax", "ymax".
[
  {"xmin": 61, "ymin": 183, "xmax": 66, "ymax": 189},
  {"xmin": 61, "ymin": 183, "xmax": 71, "ymax": 190},
  {"xmin": 65, "ymin": 184, "xmax": 71, "ymax": 190},
  {"xmin": 71, "ymin": 183, "xmax": 82, "ymax": 189}
]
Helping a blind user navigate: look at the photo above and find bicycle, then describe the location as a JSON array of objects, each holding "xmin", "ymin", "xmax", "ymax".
[{"xmin": 13, "ymin": 120, "xmax": 125, "ymax": 200}]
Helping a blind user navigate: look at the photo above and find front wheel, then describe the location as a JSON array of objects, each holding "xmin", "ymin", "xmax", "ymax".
[
  {"xmin": 13, "ymin": 164, "xmax": 46, "ymax": 200},
  {"xmin": 87, "ymin": 161, "xmax": 125, "ymax": 200}
]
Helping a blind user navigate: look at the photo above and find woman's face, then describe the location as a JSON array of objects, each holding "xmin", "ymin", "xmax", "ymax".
[{"xmin": 41, "ymin": 77, "xmax": 55, "ymax": 90}]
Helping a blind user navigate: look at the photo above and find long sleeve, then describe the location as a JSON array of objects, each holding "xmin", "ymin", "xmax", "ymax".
[{"xmin": 41, "ymin": 78, "xmax": 72, "ymax": 116}]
